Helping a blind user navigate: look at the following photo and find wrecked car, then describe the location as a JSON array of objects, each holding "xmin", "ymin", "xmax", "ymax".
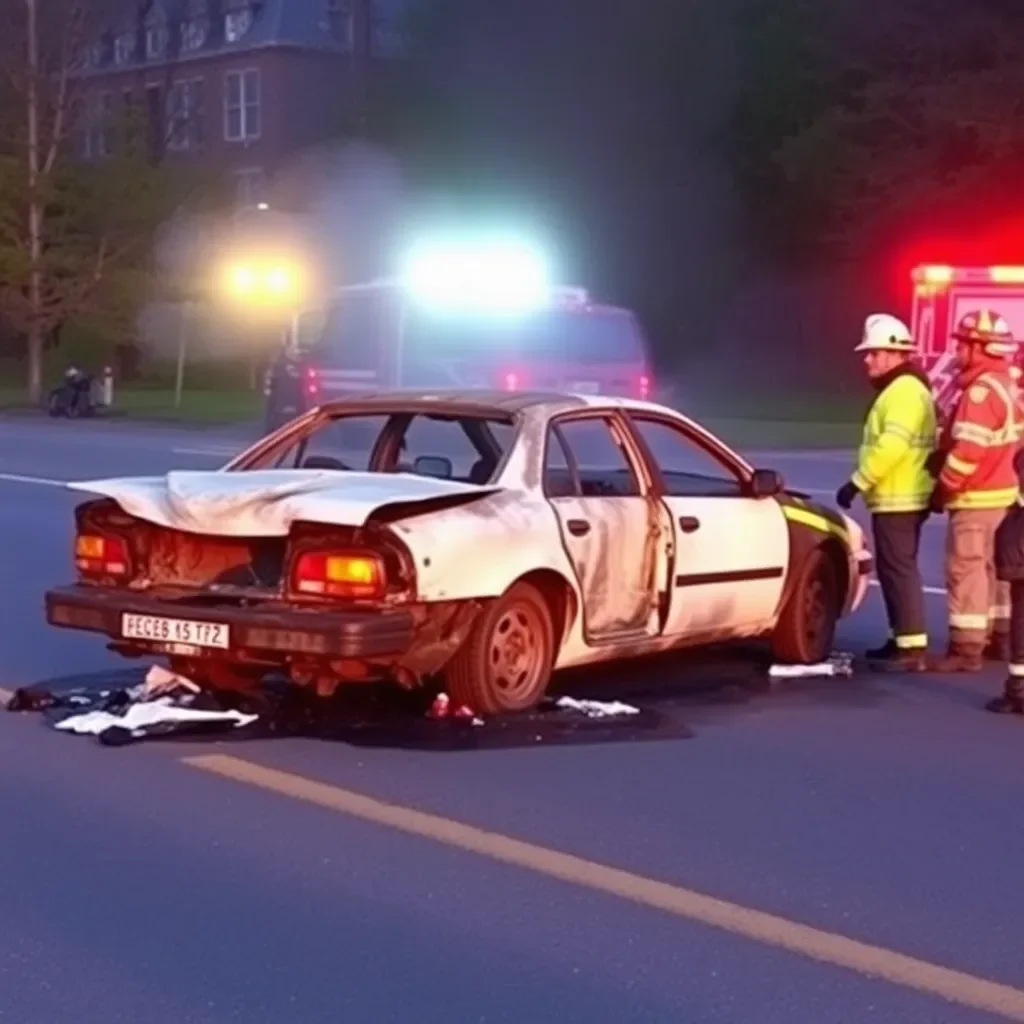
[{"xmin": 44, "ymin": 390, "xmax": 873, "ymax": 714}]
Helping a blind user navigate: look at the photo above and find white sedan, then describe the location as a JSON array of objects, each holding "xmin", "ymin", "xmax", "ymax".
[{"xmin": 45, "ymin": 390, "xmax": 872, "ymax": 714}]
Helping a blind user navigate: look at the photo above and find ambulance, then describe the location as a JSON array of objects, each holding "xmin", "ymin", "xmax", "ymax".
[
  {"xmin": 911, "ymin": 264, "xmax": 1024, "ymax": 418},
  {"xmin": 263, "ymin": 239, "xmax": 654, "ymax": 431}
]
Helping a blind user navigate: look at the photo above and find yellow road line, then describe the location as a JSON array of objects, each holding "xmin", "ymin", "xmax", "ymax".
[{"xmin": 184, "ymin": 753, "xmax": 1024, "ymax": 1020}]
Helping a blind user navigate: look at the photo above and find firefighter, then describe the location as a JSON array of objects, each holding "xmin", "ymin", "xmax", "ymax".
[
  {"xmin": 835, "ymin": 313, "xmax": 937, "ymax": 670},
  {"xmin": 927, "ymin": 310, "xmax": 1019, "ymax": 672},
  {"xmin": 991, "ymin": 451, "xmax": 1024, "ymax": 714}
]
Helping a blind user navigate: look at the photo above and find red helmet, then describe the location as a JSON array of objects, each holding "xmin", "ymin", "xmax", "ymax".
[{"xmin": 951, "ymin": 309, "xmax": 1016, "ymax": 358}]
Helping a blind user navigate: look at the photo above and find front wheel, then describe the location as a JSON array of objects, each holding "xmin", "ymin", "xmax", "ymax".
[
  {"xmin": 443, "ymin": 582, "xmax": 556, "ymax": 714},
  {"xmin": 770, "ymin": 548, "xmax": 840, "ymax": 664}
]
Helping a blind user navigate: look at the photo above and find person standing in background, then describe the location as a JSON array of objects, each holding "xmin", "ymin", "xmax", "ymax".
[
  {"xmin": 927, "ymin": 310, "xmax": 1019, "ymax": 671},
  {"xmin": 835, "ymin": 313, "xmax": 937, "ymax": 671}
]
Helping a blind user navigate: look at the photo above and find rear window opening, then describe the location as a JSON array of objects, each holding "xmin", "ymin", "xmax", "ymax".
[{"xmin": 240, "ymin": 410, "xmax": 517, "ymax": 485}]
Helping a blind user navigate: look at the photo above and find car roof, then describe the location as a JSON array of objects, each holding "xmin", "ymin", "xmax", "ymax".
[{"xmin": 316, "ymin": 389, "xmax": 665, "ymax": 417}]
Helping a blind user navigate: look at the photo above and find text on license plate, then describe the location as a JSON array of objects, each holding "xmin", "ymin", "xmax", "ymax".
[{"xmin": 121, "ymin": 613, "xmax": 230, "ymax": 650}]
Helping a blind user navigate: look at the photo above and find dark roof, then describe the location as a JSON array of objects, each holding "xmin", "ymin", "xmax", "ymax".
[{"xmin": 86, "ymin": 0, "xmax": 408, "ymax": 74}]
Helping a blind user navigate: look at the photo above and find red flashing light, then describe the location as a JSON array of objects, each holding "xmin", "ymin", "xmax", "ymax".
[
  {"xmin": 502, "ymin": 369, "xmax": 522, "ymax": 391},
  {"xmin": 292, "ymin": 550, "xmax": 386, "ymax": 599},
  {"xmin": 638, "ymin": 373, "xmax": 651, "ymax": 400},
  {"xmin": 75, "ymin": 533, "xmax": 130, "ymax": 577},
  {"xmin": 305, "ymin": 366, "xmax": 319, "ymax": 398}
]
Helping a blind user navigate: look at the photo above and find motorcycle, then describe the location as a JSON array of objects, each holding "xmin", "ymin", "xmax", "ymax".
[{"xmin": 48, "ymin": 366, "xmax": 97, "ymax": 418}]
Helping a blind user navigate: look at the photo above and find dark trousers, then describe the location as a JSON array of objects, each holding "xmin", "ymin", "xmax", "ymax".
[
  {"xmin": 1010, "ymin": 581, "xmax": 1024, "ymax": 669},
  {"xmin": 872, "ymin": 511, "xmax": 929, "ymax": 648}
]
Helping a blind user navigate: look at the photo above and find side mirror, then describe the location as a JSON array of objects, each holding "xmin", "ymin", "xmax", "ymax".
[
  {"xmin": 750, "ymin": 468, "xmax": 784, "ymax": 498},
  {"xmin": 413, "ymin": 455, "xmax": 453, "ymax": 479}
]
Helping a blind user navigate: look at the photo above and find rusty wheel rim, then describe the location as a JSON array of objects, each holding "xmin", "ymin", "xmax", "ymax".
[
  {"xmin": 803, "ymin": 575, "xmax": 830, "ymax": 652},
  {"xmin": 488, "ymin": 600, "xmax": 546, "ymax": 703}
]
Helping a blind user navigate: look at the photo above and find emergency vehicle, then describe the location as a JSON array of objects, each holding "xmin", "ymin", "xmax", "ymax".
[
  {"xmin": 911, "ymin": 264, "xmax": 1024, "ymax": 416},
  {"xmin": 264, "ymin": 277, "xmax": 654, "ymax": 430}
]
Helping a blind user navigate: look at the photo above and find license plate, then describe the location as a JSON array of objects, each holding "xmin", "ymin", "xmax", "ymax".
[
  {"xmin": 569, "ymin": 381, "xmax": 600, "ymax": 394},
  {"xmin": 121, "ymin": 613, "xmax": 230, "ymax": 650}
]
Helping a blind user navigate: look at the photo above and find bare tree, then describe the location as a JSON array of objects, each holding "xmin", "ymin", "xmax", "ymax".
[{"xmin": 0, "ymin": 0, "xmax": 198, "ymax": 400}]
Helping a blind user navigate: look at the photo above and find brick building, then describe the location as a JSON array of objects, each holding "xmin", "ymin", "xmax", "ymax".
[{"xmin": 77, "ymin": 0, "xmax": 406, "ymax": 207}]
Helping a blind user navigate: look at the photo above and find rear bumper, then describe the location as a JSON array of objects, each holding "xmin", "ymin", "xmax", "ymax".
[{"xmin": 44, "ymin": 585, "xmax": 414, "ymax": 660}]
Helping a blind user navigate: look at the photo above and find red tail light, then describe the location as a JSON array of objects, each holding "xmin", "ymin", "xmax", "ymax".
[
  {"xmin": 75, "ymin": 533, "xmax": 130, "ymax": 577},
  {"xmin": 638, "ymin": 373, "xmax": 651, "ymax": 400},
  {"xmin": 305, "ymin": 366, "xmax": 319, "ymax": 399},
  {"xmin": 501, "ymin": 368, "xmax": 524, "ymax": 390},
  {"xmin": 292, "ymin": 550, "xmax": 385, "ymax": 599}
]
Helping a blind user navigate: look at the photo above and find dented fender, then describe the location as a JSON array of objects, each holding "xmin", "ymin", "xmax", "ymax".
[{"xmin": 386, "ymin": 490, "xmax": 578, "ymax": 602}]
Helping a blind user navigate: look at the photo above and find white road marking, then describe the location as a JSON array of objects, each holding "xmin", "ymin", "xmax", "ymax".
[
  {"xmin": 172, "ymin": 446, "xmax": 238, "ymax": 457},
  {"xmin": 0, "ymin": 472, "xmax": 66, "ymax": 487},
  {"xmin": 869, "ymin": 579, "xmax": 946, "ymax": 596}
]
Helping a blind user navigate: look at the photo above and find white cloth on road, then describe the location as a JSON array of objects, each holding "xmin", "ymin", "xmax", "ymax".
[{"xmin": 54, "ymin": 698, "xmax": 257, "ymax": 737}]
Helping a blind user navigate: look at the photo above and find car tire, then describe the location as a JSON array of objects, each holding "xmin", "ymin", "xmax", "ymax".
[
  {"xmin": 770, "ymin": 548, "xmax": 840, "ymax": 664},
  {"xmin": 443, "ymin": 582, "xmax": 556, "ymax": 715}
]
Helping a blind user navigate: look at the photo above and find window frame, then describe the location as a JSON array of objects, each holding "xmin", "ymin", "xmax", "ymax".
[
  {"xmin": 542, "ymin": 409, "xmax": 651, "ymax": 500},
  {"xmin": 224, "ymin": 68, "xmax": 261, "ymax": 142},
  {"xmin": 623, "ymin": 411, "xmax": 755, "ymax": 499}
]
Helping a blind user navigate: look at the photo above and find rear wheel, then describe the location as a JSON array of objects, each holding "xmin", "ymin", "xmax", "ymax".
[
  {"xmin": 443, "ymin": 582, "xmax": 555, "ymax": 714},
  {"xmin": 770, "ymin": 548, "xmax": 840, "ymax": 664}
]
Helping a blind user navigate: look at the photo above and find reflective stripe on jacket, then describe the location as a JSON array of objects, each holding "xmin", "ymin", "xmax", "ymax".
[
  {"xmin": 938, "ymin": 364, "xmax": 1018, "ymax": 510},
  {"xmin": 852, "ymin": 367, "xmax": 937, "ymax": 512}
]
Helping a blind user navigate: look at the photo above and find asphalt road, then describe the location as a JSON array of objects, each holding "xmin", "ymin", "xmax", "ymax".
[{"xmin": 2, "ymin": 417, "xmax": 1023, "ymax": 1024}]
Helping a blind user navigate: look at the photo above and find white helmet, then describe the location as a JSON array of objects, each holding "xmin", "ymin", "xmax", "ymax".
[{"xmin": 855, "ymin": 313, "xmax": 915, "ymax": 352}]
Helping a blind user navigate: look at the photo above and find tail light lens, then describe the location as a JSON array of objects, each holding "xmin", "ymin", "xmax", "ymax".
[
  {"xmin": 638, "ymin": 373, "xmax": 651, "ymax": 400},
  {"xmin": 305, "ymin": 367, "xmax": 319, "ymax": 399},
  {"xmin": 292, "ymin": 550, "xmax": 385, "ymax": 599},
  {"xmin": 75, "ymin": 533, "xmax": 130, "ymax": 577}
]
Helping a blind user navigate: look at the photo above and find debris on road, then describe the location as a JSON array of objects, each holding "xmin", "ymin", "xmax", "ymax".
[
  {"xmin": 768, "ymin": 653, "xmax": 855, "ymax": 679},
  {"xmin": 554, "ymin": 696, "xmax": 642, "ymax": 718},
  {"xmin": 5, "ymin": 665, "xmax": 258, "ymax": 746}
]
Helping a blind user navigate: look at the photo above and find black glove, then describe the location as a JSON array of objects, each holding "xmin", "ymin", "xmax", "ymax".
[
  {"xmin": 925, "ymin": 450, "xmax": 945, "ymax": 477},
  {"xmin": 835, "ymin": 480, "xmax": 859, "ymax": 509}
]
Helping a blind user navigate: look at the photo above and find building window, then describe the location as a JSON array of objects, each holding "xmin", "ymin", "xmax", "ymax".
[
  {"xmin": 166, "ymin": 79, "xmax": 206, "ymax": 151},
  {"xmin": 181, "ymin": 19, "xmax": 207, "ymax": 51},
  {"xmin": 225, "ymin": 7, "xmax": 253, "ymax": 43},
  {"xmin": 224, "ymin": 69, "xmax": 260, "ymax": 142},
  {"xmin": 82, "ymin": 92, "xmax": 114, "ymax": 160},
  {"xmin": 114, "ymin": 31, "xmax": 136, "ymax": 64},
  {"xmin": 146, "ymin": 24, "xmax": 168, "ymax": 58},
  {"xmin": 235, "ymin": 167, "xmax": 266, "ymax": 209},
  {"xmin": 324, "ymin": 0, "xmax": 353, "ymax": 50}
]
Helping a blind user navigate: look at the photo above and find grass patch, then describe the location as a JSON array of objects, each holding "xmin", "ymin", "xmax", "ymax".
[
  {"xmin": 0, "ymin": 384, "xmax": 262, "ymax": 424},
  {"xmin": 700, "ymin": 417, "xmax": 860, "ymax": 451}
]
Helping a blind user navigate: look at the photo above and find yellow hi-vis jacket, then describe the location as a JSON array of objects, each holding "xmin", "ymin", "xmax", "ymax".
[{"xmin": 852, "ymin": 367, "xmax": 937, "ymax": 512}]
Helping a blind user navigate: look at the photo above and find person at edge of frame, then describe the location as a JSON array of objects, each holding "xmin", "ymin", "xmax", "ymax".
[
  {"xmin": 835, "ymin": 313, "xmax": 937, "ymax": 672},
  {"xmin": 926, "ymin": 310, "xmax": 1019, "ymax": 672}
]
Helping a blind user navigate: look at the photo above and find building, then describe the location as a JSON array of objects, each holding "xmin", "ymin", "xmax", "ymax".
[{"xmin": 77, "ymin": 0, "xmax": 406, "ymax": 207}]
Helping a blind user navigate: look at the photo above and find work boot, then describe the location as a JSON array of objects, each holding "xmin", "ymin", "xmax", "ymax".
[
  {"xmin": 864, "ymin": 639, "xmax": 897, "ymax": 660},
  {"xmin": 984, "ymin": 633, "xmax": 1011, "ymax": 662},
  {"xmin": 985, "ymin": 675, "xmax": 1024, "ymax": 715},
  {"xmin": 866, "ymin": 641, "xmax": 928, "ymax": 673},
  {"xmin": 926, "ymin": 642, "xmax": 985, "ymax": 673}
]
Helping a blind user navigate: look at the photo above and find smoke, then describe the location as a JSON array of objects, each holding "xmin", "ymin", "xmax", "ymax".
[{"xmin": 140, "ymin": 141, "xmax": 408, "ymax": 366}]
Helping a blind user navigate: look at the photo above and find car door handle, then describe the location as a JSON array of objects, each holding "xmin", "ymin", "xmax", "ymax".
[
  {"xmin": 678, "ymin": 516, "xmax": 701, "ymax": 533},
  {"xmin": 567, "ymin": 518, "xmax": 591, "ymax": 537}
]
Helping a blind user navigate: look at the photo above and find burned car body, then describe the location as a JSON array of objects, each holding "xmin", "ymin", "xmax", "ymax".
[{"xmin": 45, "ymin": 391, "xmax": 873, "ymax": 713}]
